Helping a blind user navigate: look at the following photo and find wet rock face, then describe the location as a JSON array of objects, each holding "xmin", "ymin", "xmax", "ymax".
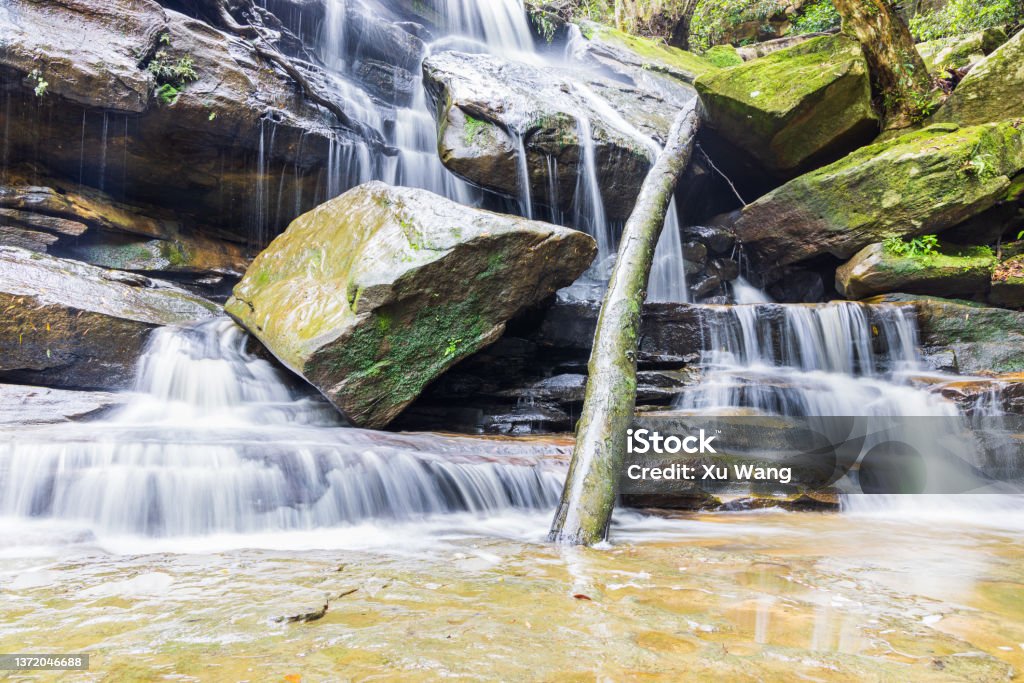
[
  {"xmin": 225, "ymin": 182, "xmax": 597, "ymax": 429},
  {"xmin": 0, "ymin": 175, "xmax": 250, "ymax": 294},
  {"xmin": 732, "ymin": 122, "xmax": 1024, "ymax": 280},
  {"xmin": 422, "ymin": 50, "xmax": 697, "ymax": 222},
  {"xmin": 0, "ymin": 246, "xmax": 219, "ymax": 390},
  {"xmin": 0, "ymin": 384, "xmax": 127, "ymax": 425},
  {"xmin": 931, "ymin": 28, "xmax": 1024, "ymax": 126},
  {"xmin": 0, "ymin": 0, "xmax": 376, "ymax": 240},
  {"xmin": 695, "ymin": 35, "xmax": 879, "ymax": 176},
  {"xmin": 871, "ymin": 294, "xmax": 1024, "ymax": 374}
]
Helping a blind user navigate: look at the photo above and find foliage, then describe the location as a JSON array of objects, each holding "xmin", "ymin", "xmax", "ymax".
[
  {"xmin": 909, "ymin": 0, "xmax": 1024, "ymax": 41},
  {"xmin": 688, "ymin": 0, "xmax": 791, "ymax": 52},
  {"xmin": 529, "ymin": 7, "xmax": 559, "ymax": 43},
  {"xmin": 27, "ymin": 68, "xmax": 48, "ymax": 97},
  {"xmin": 545, "ymin": 0, "xmax": 699, "ymax": 41},
  {"xmin": 884, "ymin": 234, "xmax": 940, "ymax": 258},
  {"xmin": 792, "ymin": 0, "xmax": 840, "ymax": 34},
  {"xmin": 147, "ymin": 33, "xmax": 199, "ymax": 106}
]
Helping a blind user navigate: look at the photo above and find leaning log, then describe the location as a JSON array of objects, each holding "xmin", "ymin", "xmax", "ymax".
[{"xmin": 548, "ymin": 102, "xmax": 701, "ymax": 546}]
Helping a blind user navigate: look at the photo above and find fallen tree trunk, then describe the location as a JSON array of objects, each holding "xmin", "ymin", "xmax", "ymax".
[{"xmin": 548, "ymin": 103, "xmax": 701, "ymax": 546}]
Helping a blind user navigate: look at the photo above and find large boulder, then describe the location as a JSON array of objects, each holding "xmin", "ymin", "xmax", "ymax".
[
  {"xmin": 732, "ymin": 122, "xmax": 1024, "ymax": 278},
  {"xmin": 422, "ymin": 50, "xmax": 698, "ymax": 222},
  {"xmin": 0, "ymin": 247, "xmax": 219, "ymax": 390},
  {"xmin": 225, "ymin": 182, "xmax": 596, "ymax": 429},
  {"xmin": 694, "ymin": 35, "xmax": 879, "ymax": 176},
  {"xmin": 931, "ymin": 28, "xmax": 1024, "ymax": 126},
  {"xmin": 836, "ymin": 242, "xmax": 996, "ymax": 299},
  {"xmin": 0, "ymin": 0, "xmax": 386, "ymax": 238}
]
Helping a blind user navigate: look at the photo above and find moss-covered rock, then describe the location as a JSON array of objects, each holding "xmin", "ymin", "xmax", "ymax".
[
  {"xmin": 917, "ymin": 27, "xmax": 1008, "ymax": 77},
  {"xmin": 423, "ymin": 50, "xmax": 696, "ymax": 222},
  {"xmin": 931, "ymin": 28, "xmax": 1024, "ymax": 126},
  {"xmin": 225, "ymin": 182, "xmax": 596, "ymax": 429},
  {"xmin": 732, "ymin": 122, "xmax": 1024, "ymax": 278},
  {"xmin": 694, "ymin": 35, "xmax": 879, "ymax": 175},
  {"xmin": 703, "ymin": 45, "xmax": 743, "ymax": 68},
  {"xmin": 0, "ymin": 246, "xmax": 219, "ymax": 390},
  {"xmin": 574, "ymin": 22, "xmax": 718, "ymax": 84},
  {"xmin": 836, "ymin": 241, "xmax": 996, "ymax": 299}
]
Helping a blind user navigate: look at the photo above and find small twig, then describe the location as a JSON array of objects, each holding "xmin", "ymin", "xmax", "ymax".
[{"xmin": 696, "ymin": 143, "xmax": 746, "ymax": 206}]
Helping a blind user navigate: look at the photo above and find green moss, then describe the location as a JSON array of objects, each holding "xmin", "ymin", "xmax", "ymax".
[
  {"xmin": 311, "ymin": 295, "xmax": 490, "ymax": 417},
  {"xmin": 703, "ymin": 45, "xmax": 743, "ymax": 68},
  {"xmin": 463, "ymin": 115, "xmax": 490, "ymax": 147},
  {"xmin": 696, "ymin": 35, "xmax": 863, "ymax": 117},
  {"xmin": 586, "ymin": 23, "xmax": 718, "ymax": 81}
]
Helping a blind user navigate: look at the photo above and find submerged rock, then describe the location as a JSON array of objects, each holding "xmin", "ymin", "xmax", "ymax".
[
  {"xmin": 931, "ymin": 28, "xmax": 1024, "ymax": 126},
  {"xmin": 695, "ymin": 35, "xmax": 878, "ymax": 176},
  {"xmin": 0, "ymin": 247, "xmax": 219, "ymax": 390},
  {"xmin": 836, "ymin": 242, "xmax": 996, "ymax": 300},
  {"xmin": 732, "ymin": 122, "xmax": 1024, "ymax": 278},
  {"xmin": 225, "ymin": 182, "xmax": 596, "ymax": 429},
  {"xmin": 422, "ymin": 50, "xmax": 696, "ymax": 222}
]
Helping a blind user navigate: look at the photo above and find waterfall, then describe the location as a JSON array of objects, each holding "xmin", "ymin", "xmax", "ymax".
[
  {"xmin": 676, "ymin": 302, "xmax": 956, "ymax": 417},
  {"xmin": 287, "ymin": 1, "xmax": 690, "ymax": 302},
  {"xmin": 0, "ymin": 320, "xmax": 563, "ymax": 537}
]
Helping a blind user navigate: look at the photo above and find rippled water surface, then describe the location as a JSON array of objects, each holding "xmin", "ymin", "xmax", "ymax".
[{"xmin": 3, "ymin": 504, "xmax": 1023, "ymax": 682}]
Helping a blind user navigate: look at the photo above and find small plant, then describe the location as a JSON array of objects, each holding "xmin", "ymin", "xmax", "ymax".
[
  {"xmin": 529, "ymin": 8, "xmax": 558, "ymax": 44},
  {"xmin": 28, "ymin": 69, "xmax": 48, "ymax": 97},
  {"xmin": 792, "ymin": 0, "xmax": 841, "ymax": 34},
  {"xmin": 463, "ymin": 115, "xmax": 489, "ymax": 146},
  {"xmin": 147, "ymin": 33, "xmax": 198, "ymax": 105},
  {"xmin": 884, "ymin": 234, "xmax": 941, "ymax": 258},
  {"xmin": 444, "ymin": 337, "xmax": 463, "ymax": 357}
]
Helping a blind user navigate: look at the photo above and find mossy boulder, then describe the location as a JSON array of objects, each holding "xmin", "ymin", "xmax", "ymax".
[
  {"xmin": 836, "ymin": 242, "xmax": 996, "ymax": 299},
  {"xmin": 931, "ymin": 28, "xmax": 1024, "ymax": 126},
  {"xmin": 423, "ymin": 50, "xmax": 696, "ymax": 222},
  {"xmin": 574, "ymin": 22, "xmax": 718, "ymax": 84},
  {"xmin": 0, "ymin": 246, "xmax": 219, "ymax": 390},
  {"xmin": 694, "ymin": 35, "xmax": 879, "ymax": 175},
  {"xmin": 917, "ymin": 28, "xmax": 1009, "ymax": 77},
  {"xmin": 224, "ymin": 182, "xmax": 597, "ymax": 429},
  {"xmin": 732, "ymin": 122, "xmax": 1024, "ymax": 278}
]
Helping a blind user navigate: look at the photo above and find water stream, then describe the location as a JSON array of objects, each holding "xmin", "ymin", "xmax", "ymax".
[{"xmin": 0, "ymin": 320, "xmax": 563, "ymax": 538}]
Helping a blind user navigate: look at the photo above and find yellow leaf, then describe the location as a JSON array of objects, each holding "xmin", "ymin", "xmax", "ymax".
[{"xmin": 284, "ymin": 675, "xmax": 302, "ymax": 683}]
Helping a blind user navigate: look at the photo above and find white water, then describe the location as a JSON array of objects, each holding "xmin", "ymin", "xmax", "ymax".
[
  {"xmin": 295, "ymin": 0, "xmax": 691, "ymax": 303},
  {"xmin": 0, "ymin": 320, "xmax": 563, "ymax": 538}
]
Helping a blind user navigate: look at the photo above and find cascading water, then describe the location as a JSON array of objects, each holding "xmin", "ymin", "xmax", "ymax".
[
  {"xmin": 297, "ymin": 0, "xmax": 689, "ymax": 303},
  {"xmin": 676, "ymin": 302, "xmax": 953, "ymax": 417},
  {"xmin": 0, "ymin": 319, "xmax": 562, "ymax": 537}
]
